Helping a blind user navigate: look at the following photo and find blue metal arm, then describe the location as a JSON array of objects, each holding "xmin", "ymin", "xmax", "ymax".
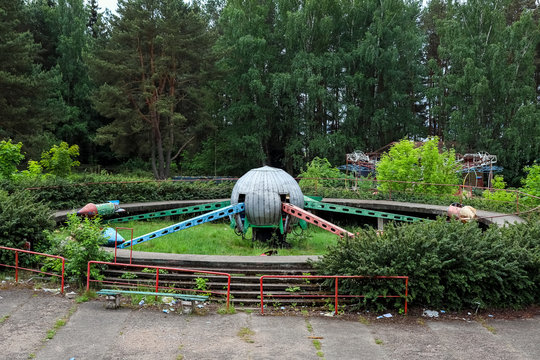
[{"xmin": 117, "ymin": 203, "xmax": 245, "ymax": 248}]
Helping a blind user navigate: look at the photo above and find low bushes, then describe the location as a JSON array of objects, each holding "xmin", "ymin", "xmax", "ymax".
[
  {"xmin": 42, "ymin": 214, "xmax": 112, "ymax": 284},
  {"xmin": 0, "ymin": 190, "xmax": 55, "ymax": 266},
  {"xmin": 1, "ymin": 176, "xmax": 234, "ymax": 210},
  {"xmin": 316, "ymin": 219, "xmax": 540, "ymax": 311}
]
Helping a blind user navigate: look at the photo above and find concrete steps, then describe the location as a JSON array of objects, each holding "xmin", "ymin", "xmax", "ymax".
[{"xmin": 102, "ymin": 255, "xmax": 323, "ymax": 307}]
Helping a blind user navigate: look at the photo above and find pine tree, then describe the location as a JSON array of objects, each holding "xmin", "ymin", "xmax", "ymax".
[
  {"xmin": 0, "ymin": 0, "xmax": 66, "ymax": 159},
  {"xmin": 90, "ymin": 0, "xmax": 215, "ymax": 179}
]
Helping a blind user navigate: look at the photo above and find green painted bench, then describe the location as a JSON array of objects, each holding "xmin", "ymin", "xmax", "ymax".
[{"xmin": 97, "ymin": 289, "xmax": 208, "ymax": 309}]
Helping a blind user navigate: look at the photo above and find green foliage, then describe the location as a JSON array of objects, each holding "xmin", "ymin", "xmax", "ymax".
[
  {"xmin": 522, "ymin": 165, "xmax": 540, "ymax": 198},
  {"xmin": 0, "ymin": 140, "xmax": 25, "ymax": 179},
  {"xmin": 482, "ymin": 175, "xmax": 516, "ymax": 203},
  {"xmin": 0, "ymin": 0, "xmax": 69, "ymax": 160},
  {"xmin": 90, "ymin": 0, "xmax": 215, "ymax": 180},
  {"xmin": 209, "ymin": 0, "xmax": 424, "ymax": 175},
  {"xmin": 316, "ymin": 219, "xmax": 540, "ymax": 310},
  {"xmin": 40, "ymin": 142, "xmax": 80, "ymax": 177},
  {"xmin": 285, "ymin": 286, "xmax": 301, "ymax": 293},
  {"xmin": 298, "ymin": 157, "xmax": 350, "ymax": 188},
  {"xmin": 17, "ymin": 160, "xmax": 45, "ymax": 181},
  {"xmin": 18, "ymin": 177, "xmax": 234, "ymax": 210},
  {"xmin": 121, "ymin": 272, "xmax": 137, "ymax": 279},
  {"xmin": 0, "ymin": 190, "xmax": 55, "ymax": 266},
  {"xmin": 195, "ymin": 277, "xmax": 210, "ymax": 295},
  {"xmin": 425, "ymin": 0, "xmax": 540, "ymax": 184},
  {"xmin": 376, "ymin": 138, "xmax": 460, "ymax": 195},
  {"xmin": 141, "ymin": 267, "xmax": 168, "ymax": 274},
  {"xmin": 44, "ymin": 214, "xmax": 111, "ymax": 284}
]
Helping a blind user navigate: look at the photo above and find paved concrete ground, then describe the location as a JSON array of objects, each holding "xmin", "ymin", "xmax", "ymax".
[{"xmin": 1, "ymin": 288, "xmax": 538, "ymax": 360}]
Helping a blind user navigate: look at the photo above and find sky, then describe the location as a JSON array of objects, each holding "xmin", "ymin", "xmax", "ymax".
[{"xmin": 96, "ymin": 0, "xmax": 118, "ymax": 12}]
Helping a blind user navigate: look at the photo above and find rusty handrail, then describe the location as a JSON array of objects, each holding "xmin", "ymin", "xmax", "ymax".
[
  {"xmin": 259, "ymin": 275, "xmax": 408, "ymax": 315},
  {"xmin": 0, "ymin": 246, "xmax": 65, "ymax": 293}
]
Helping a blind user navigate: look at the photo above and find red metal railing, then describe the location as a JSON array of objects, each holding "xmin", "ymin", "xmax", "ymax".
[
  {"xmin": 259, "ymin": 275, "xmax": 408, "ymax": 315},
  {"xmin": 86, "ymin": 261, "xmax": 232, "ymax": 309},
  {"xmin": 0, "ymin": 246, "xmax": 65, "ymax": 293},
  {"xmin": 112, "ymin": 227, "xmax": 134, "ymax": 264}
]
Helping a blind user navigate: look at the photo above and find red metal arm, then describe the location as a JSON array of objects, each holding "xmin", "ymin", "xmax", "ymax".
[{"xmin": 282, "ymin": 203, "xmax": 355, "ymax": 238}]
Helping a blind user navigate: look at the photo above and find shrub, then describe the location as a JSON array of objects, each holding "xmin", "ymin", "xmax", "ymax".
[
  {"xmin": 522, "ymin": 164, "xmax": 540, "ymax": 199},
  {"xmin": 43, "ymin": 214, "xmax": 112, "ymax": 284},
  {"xmin": 5, "ymin": 176, "xmax": 234, "ymax": 210},
  {"xmin": 376, "ymin": 137, "xmax": 460, "ymax": 195},
  {"xmin": 0, "ymin": 140, "xmax": 24, "ymax": 179},
  {"xmin": 0, "ymin": 190, "xmax": 55, "ymax": 266},
  {"xmin": 298, "ymin": 157, "xmax": 350, "ymax": 189},
  {"xmin": 482, "ymin": 175, "xmax": 517, "ymax": 203},
  {"xmin": 40, "ymin": 142, "xmax": 80, "ymax": 177},
  {"xmin": 316, "ymin": 219, "xmax": 539, "ymax": 311}
]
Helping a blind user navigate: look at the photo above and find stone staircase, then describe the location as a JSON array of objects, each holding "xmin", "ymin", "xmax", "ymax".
[{"xmin": 102, "ymin": 255, "xmax": 328, "ymax": 308}]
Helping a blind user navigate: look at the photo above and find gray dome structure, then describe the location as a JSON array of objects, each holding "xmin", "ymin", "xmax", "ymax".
[{"xmin": 231, "ymin": 166, "xmax": 304, "ymax": 226}]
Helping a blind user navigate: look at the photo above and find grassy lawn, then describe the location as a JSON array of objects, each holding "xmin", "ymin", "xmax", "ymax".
[{"xmin": 113, "ymin": 220, "xmax": 339, "ymax": 256}]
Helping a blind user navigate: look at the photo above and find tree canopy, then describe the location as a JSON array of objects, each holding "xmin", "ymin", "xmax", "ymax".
[
  {"xmin": 0, "ymin": 0, "xmax": 538, "ymax": 183},
  {"xmin": 90, "ymin": 0, "xmax": 215, "ymax": 179}
]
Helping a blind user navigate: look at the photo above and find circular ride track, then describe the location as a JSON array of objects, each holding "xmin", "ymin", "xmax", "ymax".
[{"xmin": 54, "ymin": 199, "xmax": 524, "ymax": 307}]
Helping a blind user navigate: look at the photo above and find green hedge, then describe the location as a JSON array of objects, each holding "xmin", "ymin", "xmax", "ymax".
[
  {"xmin": 315, "ymin": 219, "xmax": 540, "ymax": 311},
  {"xmin": 2, "ymin": 174, "xmax": 535, "ymax": 213},
  {"xmin": 0, "ymin": 190, "xmax": 55, "ymax": 266},
  {"xmin": 1, "ymin": 178, "xmax": 234, "ymax": 210}
]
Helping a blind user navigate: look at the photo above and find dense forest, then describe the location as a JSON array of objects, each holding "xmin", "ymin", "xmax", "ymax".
[{"xmin": 0, "ymin": 0, "xmax": 538, "ymax": 183}]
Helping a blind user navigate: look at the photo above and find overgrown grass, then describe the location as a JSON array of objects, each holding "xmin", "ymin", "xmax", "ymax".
[{"xmin": 116, "ymin": 220, "xmax": 339, "ymax": 255}]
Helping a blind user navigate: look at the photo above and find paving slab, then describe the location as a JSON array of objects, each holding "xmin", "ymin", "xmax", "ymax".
[
  {"xmin": 309, "ymin": 316, "xmax": 386, "ymax": 359},
  {"xmin": 368, "ymin": 319, "xmax": 448, "ymax": 359},
  {"xmin": 250, "ymin": 315, "xmax": 317, "ymax": 359},
  {"xmin": 427, "ymin": 319, "xmax": 524, "ymax": 360},
  {"xmin": 177, "ymin": 312, "xmax": 253, "ymax": 360},
  {"xmin": 103, "ymin": 309, "xmax": 188, "ymax": 360},
  {"xmin": 0, "ymin": 287, "xmax": 33, "ymax": 317},
  {"xmin": 491, "ymin": 317, "xmax": 540, "ymax": 360},
  {"xmin": 36, "ymin": 301, "xmax": 132, "ymax": 360},
  {"xmin": 1, "ymin": 289, "xmax": 539, "ymax": 360},
  {"xmin": 0, "ymin": 289, "xmax": 73, "ymax": 360}
]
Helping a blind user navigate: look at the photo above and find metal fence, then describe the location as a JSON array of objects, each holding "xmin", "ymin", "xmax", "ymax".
[
  {"xmin": 86, "ymin": 261, "xmax": 232, "ymax": 309},
  {"xmin": 0, "ymin": 246, "xmax": 65, "ymax": 293},
  {"xmin": 259, "ymin": 275, "xmax": 408, "ymax": 315}
]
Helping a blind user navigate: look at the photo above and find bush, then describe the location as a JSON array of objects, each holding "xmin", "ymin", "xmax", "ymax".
[
  {"xmin": 376, "ymin": 137, "xmax": 460, "ymax": 195},
  {"xmin": 43, "ymin": 214, "xmax": 112, "ymax": 284},
  {"xmin": 0, "ymin": 140, "xmax": 24, "ymax": 179},
  {"xmin": 40, "ymin": 142, "xmax": 80, "ymax": 177},
  {"xmin": 0, "ymin": 190, "xmax": 55, "ymax": 266},
  {"xmin": 316, "ymin": 219, "xmax": 539, "ymax": 311},
  {"xmin": 298, "ymin": 157, "xmax": 351, "ymax": 189},
  {"xmin": 482, "ymin": 175, "xmax": 517, "ymax": 203},
  {"xmin": 522, "ymin": 164, "xmax": 540, "ymax": 199},
  {"xmin": 1, "ymin": 175, "xmax": 235, "ymax": 210}
]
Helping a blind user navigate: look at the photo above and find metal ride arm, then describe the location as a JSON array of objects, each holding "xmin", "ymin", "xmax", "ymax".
[
  {"xmin": 117, "ymin": 203, "xmax": 245, "ymax": 248},
  {"xmin": 304, "ymin": 200, "xmax": 425, "ymax": 223},
  {"xmin": 282, "ymin": 203, "xmax": 355, "ymax": 238},
  {"xmin": 108, "ymin": 201, "xmax": 231, "ymax": 223}
]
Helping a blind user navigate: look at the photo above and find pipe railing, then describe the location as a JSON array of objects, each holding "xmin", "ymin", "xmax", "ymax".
[
  {"xmin": 0, "ymin": 246, "xmax": 65, "ymax": 293},
  {"xmin": 112, "ymin": 227, "xmax": 134, "ymax": 264},
  {"xmin": 86, "ymin": 261, "xmax": 231, "ymax": 309},
  {"xmin": 259, "ymin": 275, "xmax": 408, "ymax": 316}
]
